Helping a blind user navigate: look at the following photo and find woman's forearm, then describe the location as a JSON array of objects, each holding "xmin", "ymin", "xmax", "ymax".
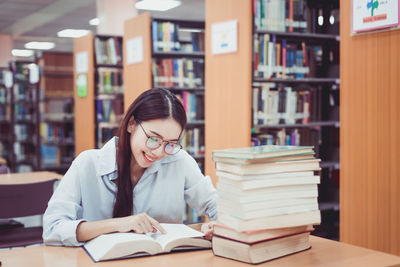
[{"xmin": 76, "ymin": 218, "xmax": 121, "ymax": 242}]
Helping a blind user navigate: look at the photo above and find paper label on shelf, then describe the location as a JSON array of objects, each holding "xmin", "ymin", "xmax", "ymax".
[
  {"xmin": 4, "ymin": 70, "xmax": 13, "ymax": 88},
  {"xmin": 211, "ymin": 19, "xmax": 238, "ymax": 55},
  {"xmin": 29, "ymin": 64, "xmax": 39, "ymax": 84},
  {"xmin": 126, "ymin": 36, "xmax": 143, "ymax": 65},
  {"xmin": 76, "ymin": 51, "xmax": 88, "ymax": 73},
  {"xmin": 76, "ymin": 74, "xmax": 88, "ymax": 98}
]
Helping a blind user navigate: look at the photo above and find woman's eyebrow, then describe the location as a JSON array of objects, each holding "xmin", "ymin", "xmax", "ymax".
[{"xmin": 149, "ymin": 130, "xmax": 179, "ymax": 142}]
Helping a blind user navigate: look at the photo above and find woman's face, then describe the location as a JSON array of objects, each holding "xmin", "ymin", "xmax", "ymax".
[{"xmin": 128, "ymin": 117, "xmax": 182, "ymax": 168}]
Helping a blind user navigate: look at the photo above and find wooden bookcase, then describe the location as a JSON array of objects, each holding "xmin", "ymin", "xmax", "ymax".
[
  {"xmin": 124, "ymin": 13, "xmax": 206, "ymax": 223},
  {"xmin": 8, "ymin": 60, "xmax": 41, "ymax": 172},
  {"xmin": 205, "ymin": 0, "xmax": 340, "ymax": 240},
  {"xmin": 38, "ymin": 52, "xmax": 74, "ymax": 174},
  {"xmin": 0, "ymin": 67, "xmax": 12, "ymax": 168},
  {"xmin": 73, "ymin": 33, "xmax": 124, "ymax": 154}
]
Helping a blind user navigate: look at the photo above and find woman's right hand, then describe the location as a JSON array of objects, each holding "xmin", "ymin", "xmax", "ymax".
[{"xmin": 116, "ymin": 213, "xmax": 167, "ymax": 234}]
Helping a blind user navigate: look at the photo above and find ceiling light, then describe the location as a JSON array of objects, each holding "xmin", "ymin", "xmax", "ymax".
[
  {"xmin": 11, "ymin": 49, "xmax": 34, "ymax": 57},
  {"xmin": 24, "ymin": 41, "xmax": 55, "ymax": 50},
  {"xmin": 135, "ymin": 0, "xmax": 181, "ymax": 11},
  {"xmin": 179, "ymin": 28, "xmax": 203, "ymax": 33},
  {"xmin": 89, "ymin": 18, "xmax": 100, "ymax": 26},
  {"xmin": 57, "ymin": 29, "xmax": 91, "ymax": 38}
]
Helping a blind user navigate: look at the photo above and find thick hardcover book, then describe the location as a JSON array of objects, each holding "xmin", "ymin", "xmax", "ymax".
[
  {"xmin": 212, "ymin": 145, "xmax": 314, "ymax": 160},
  {"xmin": 212, "ymin": 232, "xmax": 311, "ymax": 264},
  {"xmin": 83, "ymin": 224, "xmax": 211, "ymax": 262}
]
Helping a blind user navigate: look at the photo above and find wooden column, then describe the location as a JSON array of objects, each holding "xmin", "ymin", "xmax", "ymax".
[
  {"xmin": 73, "ymin": 33, "xmax": 95, "ymax": 155},
  {"xmin": 340, "ymin": 0, "xmax": 400, "ymax": 255},
  {"xmin": 123, "ymin": 13, "xmax": 152, "ymax": 112},
  {"xmin": 204, "ymin": 0, "xmax": 253, "ymax": 185}
]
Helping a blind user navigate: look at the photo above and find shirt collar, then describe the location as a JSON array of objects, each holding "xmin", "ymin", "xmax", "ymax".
[{"xmin": 96, "ymin": 136, "xmax": 181, "ymax": 180}]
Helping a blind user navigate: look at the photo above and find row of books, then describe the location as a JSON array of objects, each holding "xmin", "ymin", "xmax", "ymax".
[
  {"xmin": 253, "ymin": 84, "xmax": 322, "ymax": 126},
  {"xmin": 96, "ymin": 98, "xmax": 124, "ymax": 123},
  {"xmin": 13, "ymin": 141, "xmax": 35, "ymax": 162},
  {"xmin": 252, "ymin": 128, "xmax": 301, "ymax": 146},
  {"xmin": 14, "ymin": 124, "xmax": 36, "ymax": 142},
  {"xmin": 152, "ymin": 58, "xmax": 204, "ymax": 88},
  {"xmin": 14, "ymin": 103, "xmax": 35, "ymax": 121},
  {"xmin": 97, "ymin": 127, "xmax": 118, "ymax": 149},
  {"xmin": 211, "ymin": 145, "xmax": 321, "ymax": 263},
  {"xmin": 152, "ymin": 21, "xmax": 205, "ymax": 52},
  {"xmin": 10, "ymin": 61, "xmax": 30, "ymax": 81},
  {"xmin": 254, "ymin": 0, "xmax": 307, "ymax": 32},
  {"xmin": 182, "ymin": 204, "xmax": 203, "ymax": 224},
  {"xmin": 254, "ymin": 34, "xmax": 322, "ymax": 79},
  {"xmin": 175, "ymin": 92, "xmax": 204, "ymax": 121},
  {"xmin": 40, "ymin": 99, "xmax": 73, "ymax": 120},
  {"xmin": 0, "ymin": 106, "xmax": 10, "ymax": 121},
  {"xmin": 181, "ymin": 127, "xmax": 205, "ymax": 157},
  {"xmin": 40, "ymin": 122, "xmax": 74, "ymax": 145},
  {"xmin": 13, "ymin": 84, "xmax": 36, "ymax": 102},
  {"xmin": 0, "ymin": 88, "xmax": 9, "ymax": 103},
  {"xmin": 94, "ymin": 36, "xmax": 123, "ymax": 65},
  {"xmin": 97, "ymin": 68, "xmax": 123, "ymax": 94}
]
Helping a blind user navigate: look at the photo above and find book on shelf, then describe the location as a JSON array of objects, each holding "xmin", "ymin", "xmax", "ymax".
[
  {"xmin": 215, "ymin": 158, "xmax": 320, "ymax": 176},
  {"xmin": 83, "ymin": 223, "xmax": 211, "ymax": 262},
  {"xmin": 212, "ymin": 231, "xmax": 311, "ymax": 264},
  {"xmin": 212, "ymin": 145, "xmax": 314, "ymax": 159}
]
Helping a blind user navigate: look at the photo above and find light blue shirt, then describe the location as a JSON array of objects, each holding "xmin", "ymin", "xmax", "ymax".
[{"xmin": 43, "ymin": 137, "xmax": 217, "ymax": 246}]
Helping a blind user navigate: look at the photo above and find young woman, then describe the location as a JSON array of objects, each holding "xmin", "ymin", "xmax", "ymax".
[{"xmin": 43, "ymin": 88, "xmax": 217, "ymax": 246}]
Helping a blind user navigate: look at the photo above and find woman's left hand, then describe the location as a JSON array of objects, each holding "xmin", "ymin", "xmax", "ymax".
[{"xmin": 201, "ymin": 221, "xmax": 217, "ymax": 240}]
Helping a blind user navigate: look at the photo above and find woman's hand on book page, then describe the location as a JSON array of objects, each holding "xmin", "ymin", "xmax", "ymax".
[
  {"xmin": 201, "ymin": 221, "xmax": 217, "ymax": 240},
  {"xmin": 118, "ymin": 213, "xmax": 167, "ymax": 234}
]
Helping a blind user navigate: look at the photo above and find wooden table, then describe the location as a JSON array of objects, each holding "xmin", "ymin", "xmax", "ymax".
[
  {"xmin": 0, "ymin": 171, "xmax": 63, "ymax": 184},
  {"xmin": 1, "ymin": 236, "xmax": 400, "ymax": 267}
]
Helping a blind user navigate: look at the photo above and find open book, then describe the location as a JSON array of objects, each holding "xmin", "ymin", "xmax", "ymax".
[{"xmin": 83, "ymin": 223, "xmax": 211, "ymax": 262}]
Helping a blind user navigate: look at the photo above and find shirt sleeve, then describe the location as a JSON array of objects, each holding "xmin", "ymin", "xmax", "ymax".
[
  {"xmin": 183, "ymin": 153, "xmax": 218, "ymax": 221},
  {"xmin": 42, "ymin": 156, "xmax": 87, "ymax": 247}
]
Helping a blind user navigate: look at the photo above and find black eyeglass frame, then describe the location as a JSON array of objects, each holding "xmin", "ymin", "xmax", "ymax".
[{"xmin": 137, "ymin": 121, "xmax": 183, "ymax": 155}]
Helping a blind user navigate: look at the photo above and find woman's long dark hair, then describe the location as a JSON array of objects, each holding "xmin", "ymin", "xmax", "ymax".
[{"xmin": 113, "ymin": 88, "xmax": 187, "ymax": 218}]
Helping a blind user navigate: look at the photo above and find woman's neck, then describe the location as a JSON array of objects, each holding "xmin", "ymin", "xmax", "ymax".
[{"xmin": 130, "ymin": 159, "xmax": 145, "ymax": 186}]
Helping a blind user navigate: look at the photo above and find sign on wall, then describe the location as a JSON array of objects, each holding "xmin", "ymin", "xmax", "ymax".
[{"xmin": 352, "ymin": 0, "xmax": 399, "ymax": 34}]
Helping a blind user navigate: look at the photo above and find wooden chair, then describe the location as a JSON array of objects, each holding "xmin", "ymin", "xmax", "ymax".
[{"xmin": 0, "ymin": 179, "xmax": 57, "ymax": 248}]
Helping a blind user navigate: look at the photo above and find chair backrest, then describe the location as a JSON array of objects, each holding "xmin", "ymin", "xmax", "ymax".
[
  {"xmin": 0, "ymin": 165, "xmax": 9, "ymax": 174},
  {"xmin": 0, "ymin": 179, "xmax": 57, "ymax": 218}
]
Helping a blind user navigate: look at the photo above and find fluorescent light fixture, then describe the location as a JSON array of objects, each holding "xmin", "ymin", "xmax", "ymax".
[
  {"xmin": 179, "ymin": 28, "xmax": 203, "ymax": 33},
  {"xmin": 57, "ymin": 29, "xmax": 91, "ymax": 38},
  {"xmin": 89, "ymin": 18, "xmax": 100, "ymax": 26},
  {"xmin": 329, "ymin": 15, "xmax": 335, "ymax": 25},
  {"xmin": 11, "ymin": 49, "xmax": 34, "ymax": 57},
  {"xmin": 24, "ymin": 41, "xmax": 55, "ymax": 50},
  {"xmin": 135, "ymin": 0, "xmax": 181, "ymax": 11}
]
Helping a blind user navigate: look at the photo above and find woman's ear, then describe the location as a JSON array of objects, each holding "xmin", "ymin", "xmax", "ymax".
[{"xmin": 127, "ymin": 116, "xmax": 135, "ymax": 133}]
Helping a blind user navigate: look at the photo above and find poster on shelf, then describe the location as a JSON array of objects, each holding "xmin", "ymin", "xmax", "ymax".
[
  {"xmin": 76, "ymin": 74, "xmax": 88, "ymax": 98},
  {"xmin": 76, "ymin": 51, "xmax": 88, "ymax": 73},
  {"xmin": 126, "ymin": 36, "xmax": 143, "ymax": 64},
  {"xmin": 352, "ymin": 0, "xmax": 399, "ymax": 33},
  {"xmin": 29, "ymin": 64, "xmax": 39, "ymax": 84},
  {"xmin": 211, "ymin": 19, "xmax": 238, "ymax": 55}
]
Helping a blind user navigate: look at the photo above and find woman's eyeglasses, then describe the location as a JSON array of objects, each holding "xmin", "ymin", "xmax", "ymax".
[{"xmin": 138, "ymin": 122, "xmax": 182, "ymax": 155}]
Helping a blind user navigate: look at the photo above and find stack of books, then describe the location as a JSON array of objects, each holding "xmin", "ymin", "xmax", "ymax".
[{"xmin": 211, "ymin": 145, "xmax": 321, "ymax": 264}]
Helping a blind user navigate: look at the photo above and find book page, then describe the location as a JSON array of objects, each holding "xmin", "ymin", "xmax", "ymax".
[
  {"xmin": 84, "ymin": 232, "xmax": 161, "ymax": 261},
  {"xmin": 146, "ymin": 223, "xmax": 205, "ymax": 251}
]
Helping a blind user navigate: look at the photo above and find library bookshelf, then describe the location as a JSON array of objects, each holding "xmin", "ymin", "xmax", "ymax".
[
  {"xmin": 38, "ymin": 52, "xmax": 74, "ymax": 174},
  {"xmin": 73, "ymin": 33, "xmax": 124, "ymax": 154},
  {"xmin": 205, "ymin": 0, "xmax": 340, "ymax": 240}
]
